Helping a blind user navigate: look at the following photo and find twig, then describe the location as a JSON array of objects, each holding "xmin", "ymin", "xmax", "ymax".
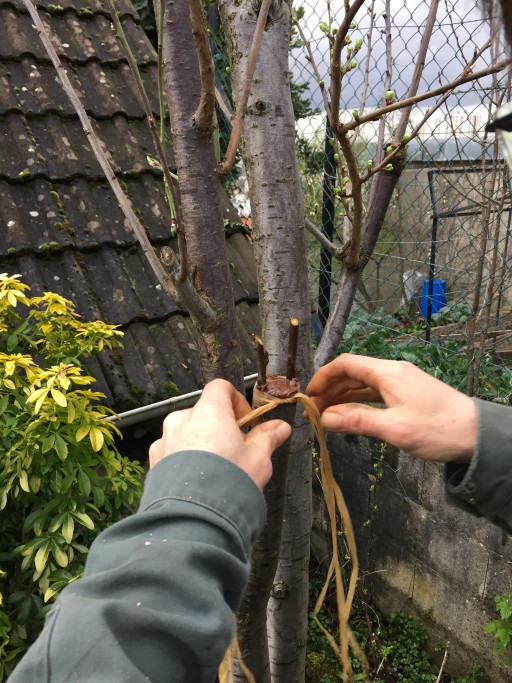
[
  {"xmin": 23, "ymin": 0, "xmax": 218, "ymax": 328},
  {"xmin": 435, "ymin": 641, "xmax": 449, "ymax": 683},
  {"xmin": 188, "ymin": 0, "xmax": 216, "ymax": 135},
  {"xmin": 339, "ymin": 57, "xmax": 510, "ymax": 136},
  {"xmin": 305, "ymin": 217, "xmax": 344, "ymax": 258},
  {"xmin": 252, "ymin": 334, "xmax": 268, "ymax": 389},
  {"xmin": 356, "ymin": 0, "xmax": 376, "ymax": 123},
  {"xmin": 361, "ymin": 40, "xmax": 495, "ymax": 183},
  {"xmin": 107, "ymin": 0, "xmax": 188, "ymax": 281},
  {"xmin": 294, "ymin": 14, "xmax": 331, "ymax": 121},
  {"xmin": 219, "ymin": 0, "xmax": 272, "ymax": 174},
  {"xmin": 330, "ymin": 0, "xmax": 367, "ymax": 134},
  {"xmin": 23, "ymin": 0, "xmax": 179, "ymax": 292},
  {"xmin": 286, "ymin": 317, "xmax": 299, "ymax": 380}
]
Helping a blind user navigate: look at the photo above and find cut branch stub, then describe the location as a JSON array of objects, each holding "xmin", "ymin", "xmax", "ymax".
[
  {"xmin": 252, "ymin": 333, "xmax": 269, "ymax": 390},
  {"xmin": 286, "ymin": 316, "xmax": 299, "ymax": 380}
]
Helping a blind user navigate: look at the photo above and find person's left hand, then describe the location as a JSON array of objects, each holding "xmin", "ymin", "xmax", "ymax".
[{"xmin": 149, "ymin": 379, "xmax": 292, "ymax": 489}]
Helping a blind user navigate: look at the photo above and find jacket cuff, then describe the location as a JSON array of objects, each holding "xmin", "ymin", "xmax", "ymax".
[
  {"xmin": 140, "ymin": 451, "xmax": 266, "ymax": 552},
  {"xmin": 445, "ymin": 399, "xmax": 512, "ymax": 522}
]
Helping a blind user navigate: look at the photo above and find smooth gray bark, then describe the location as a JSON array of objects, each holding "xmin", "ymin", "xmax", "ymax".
[{"xmin": 219, "ymin": 1, "xmax": 314, "ymax": 680}]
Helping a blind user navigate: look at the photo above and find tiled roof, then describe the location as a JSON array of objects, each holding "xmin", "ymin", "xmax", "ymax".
[{"xmin": 0, "ymin": 0, "xmax": 259, "ymax": 410}]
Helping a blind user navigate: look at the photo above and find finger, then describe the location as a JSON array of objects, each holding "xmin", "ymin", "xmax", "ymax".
[
  {"xmin": 244, "ymin": 419, "xmax": 292, "ymax": 458},
  {"xmin": 321, "ymin": 403, "xmax": 394, "ymax": 441},
  {"xmin": 200, "ymin": 379, "xmax": 251, "ymax": 419},
  {"xmin": 335, "ymin": 388, "xmax": 383, "ymax": 404},
  {"xmin": 306, "ymin": 378, "xmax": 370, "ymax": 413},
  {"xmin": 307, "ymin": 353, "xmax": 396, "ymax": 399},
  {"xmin": 149, "ymin": 437, "xmax": 164, "ymax": 469}
]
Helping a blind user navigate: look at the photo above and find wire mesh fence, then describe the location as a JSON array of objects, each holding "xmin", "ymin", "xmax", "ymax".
[{"xmin": 290, "ymin": 0, "xmax": 512, "ymax": 401}]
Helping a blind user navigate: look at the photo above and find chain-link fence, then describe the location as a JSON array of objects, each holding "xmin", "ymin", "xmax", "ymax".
[{"xmin": 291, "ymin": 0, "xmax": 512, "ymax": 401}]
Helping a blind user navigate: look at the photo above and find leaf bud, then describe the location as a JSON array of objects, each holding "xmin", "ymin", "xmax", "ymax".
[
  {"xmin": 319, "ymin": 22, "xmax": 329, "ymax": 34},
  {"xmin": 385, "ymin": 89, "xmax": 394, "ymax": 103},
  {"xmin": 385, "ymin": 163, "xmax": 394, "ymax": 171},
  {"xmin": 333, "ymin": 153, "xmax": 339, "ymax": 161}
]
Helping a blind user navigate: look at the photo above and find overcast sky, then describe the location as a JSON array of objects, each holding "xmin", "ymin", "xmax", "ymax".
[{"xmin": 290, "ymin": 0, "xmax": 506, "ymax": 118}]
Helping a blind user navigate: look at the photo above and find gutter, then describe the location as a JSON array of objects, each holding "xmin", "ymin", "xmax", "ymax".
[{"xmin": 109, "ymin": 373, "xmax": 258, "ymax": 429}]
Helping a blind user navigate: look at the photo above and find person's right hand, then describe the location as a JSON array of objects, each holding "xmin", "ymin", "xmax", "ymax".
[{"xmin": 306, "ymin": 354, "xmax": 477, "ymax": 463}]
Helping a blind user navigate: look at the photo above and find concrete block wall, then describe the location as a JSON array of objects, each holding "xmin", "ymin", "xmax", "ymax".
[{"xmin": 325, "ymin": 432, "xmax": 512, "ymax": 681}]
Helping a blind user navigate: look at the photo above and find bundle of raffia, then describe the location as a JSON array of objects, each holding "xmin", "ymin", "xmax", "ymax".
[{"xmin": 219, "ymin": 378, "xmax": 369, "ymax": 682}]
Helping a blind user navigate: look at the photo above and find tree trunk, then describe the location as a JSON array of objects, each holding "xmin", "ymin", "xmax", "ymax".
[
  {"xmin": 219, "ymin": 1, "xmax": 314, "ymax": 680},
  {"xmin": 161, "ymin": 0, "xmax": 244, "ymax": 387}
]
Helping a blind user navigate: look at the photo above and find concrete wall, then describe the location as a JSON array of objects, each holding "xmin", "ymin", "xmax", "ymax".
[{"xmin": 323, "ymin": 432, "xmax": 512, "ymax": 681}]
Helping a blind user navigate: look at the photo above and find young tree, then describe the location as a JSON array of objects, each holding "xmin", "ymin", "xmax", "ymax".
[{"xmin": 25, "ymin": 0, "xmax": 510, "ymax": 680}]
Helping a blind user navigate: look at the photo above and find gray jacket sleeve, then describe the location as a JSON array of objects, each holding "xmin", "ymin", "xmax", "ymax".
[
  {"xmin": 9, "ymin": 450, "xmax": 266, "ymax": 683},
  {"xmin": 445, "ymin": 399, "xmax": 512, "ymax": 532}
]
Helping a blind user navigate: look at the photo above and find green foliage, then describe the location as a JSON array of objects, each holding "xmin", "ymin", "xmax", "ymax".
[
  {"xmin": 484, "ymin": 591, "xmax": 512, "ymax": 666},
  {"xmin": 339, "ymin": 306, "xmax": 512, "ymax": 403},
  {"xmin": 0, "ymin": 274, "xmax": 144, "ymax": 678},
  {"xmin": 307, "ymin": 560, "xmax": 486, "ymax": 682}
]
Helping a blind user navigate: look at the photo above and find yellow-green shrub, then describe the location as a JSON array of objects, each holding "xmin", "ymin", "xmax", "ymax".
[{"xmin": 0, "ymin": 273, "xmax": 144, "ymax": 678}]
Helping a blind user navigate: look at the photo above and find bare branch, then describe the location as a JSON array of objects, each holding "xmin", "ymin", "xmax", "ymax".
[
  {"xmin": 294, "ymin": 14, "xmax": 331, "ymax": 120},
  {"xmin": 305, "ymin": 217, "xmax": 344, "ymax": 258},
  {"xmin": 188, "ymin": 0, "xmax": 216, "ymax": 135},
  {"xmin": 330, "ymin": 0, "xmax": 367, "ymax": 134},
  {"xmin": 395, "ymin": 0, "xmax": 440, "ymax": 141},
  {"xmin": 107, "ymin": 0, "xmax": 188, "ymax": 282},
  {"xmin": 361, "ymin": 40, "xmax": 497, "ymax": 183},
  {"xmin": 340, "ymin": 57, "xmax": 510, "ymax": 136},
  {"xmin": 356, "ymin": 0, "xmax": 376, "ymax": 122},
  {"xmin": 337, "ymin": 135, "xmax": 363, "ymax": 270},
  {"xmin": 23, "ymin": 0, "xmax": 217, "ymax": 327},
  {"xmin": 219, "ymin": 0, "xmax": 272, "ymax": 175}
]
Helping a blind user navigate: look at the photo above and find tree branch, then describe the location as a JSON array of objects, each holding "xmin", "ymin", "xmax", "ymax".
[
  {"xmin": 23, "ymin": 0, "xmax": 217, "ymax": 327},
  {"xmin": 107, "ymin": 0, "xmax": 188, "ymax": 282},
  {"xmin": 395, "ymin": 0, "xmax": 440, "ymax": 141},
  {"xmin": 330, "ymin": 0, "xmax": 367, "ymax": 134},
  {"xmin": 340, "ymin": 57, "xmax": 510, "ymax": 136},
  {"xmin": 294, "ymin": 13, "xmax": 331, "ymax": 120},
  {"xmin": 305, "ymin": 218, "xmax": 344, "ymax": 258},
  {"xmin": 219, "ymin": 0, "xmax": 272, "ymax": 175},
  {"xmin": 188, "ymin": 0, "xmax": 216, "ymax": 135},
  {"xmin": 337, "ymin": 134, "xmax": 363, "ymax": 270}
]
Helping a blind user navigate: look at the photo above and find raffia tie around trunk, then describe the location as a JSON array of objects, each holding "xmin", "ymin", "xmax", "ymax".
[{"xmin": 219, "ymin": 379, "xmax": 369, "ymax": 683}]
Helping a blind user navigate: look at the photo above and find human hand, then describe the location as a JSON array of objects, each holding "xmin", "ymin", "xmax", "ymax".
[
  {"xmin": 306, "ymin": 354, "xmax": 477, "ymax": 463},
  {"xmin": 149, "ymin": 379, "xmax": 292, "ymax": 489}
]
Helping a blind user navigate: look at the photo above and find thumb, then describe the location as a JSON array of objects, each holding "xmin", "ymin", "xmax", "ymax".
[
  {"xmin": 322, "ymin": 403, "xmax": 391, "ymax": 441},
  {"xmin": 244, "ymin": 419, "xmax": 292, "ymax": 458}
]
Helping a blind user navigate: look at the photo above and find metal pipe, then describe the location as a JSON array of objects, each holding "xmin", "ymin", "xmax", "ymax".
[{"xmin": 109, "ymin": 374, "xmax": 258, "ymax": 429}]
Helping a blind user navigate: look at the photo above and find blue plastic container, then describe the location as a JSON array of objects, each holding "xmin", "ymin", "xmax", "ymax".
[{"xmin": 421, "ymin": 279, "xmax": 446, "ymax": 318}]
